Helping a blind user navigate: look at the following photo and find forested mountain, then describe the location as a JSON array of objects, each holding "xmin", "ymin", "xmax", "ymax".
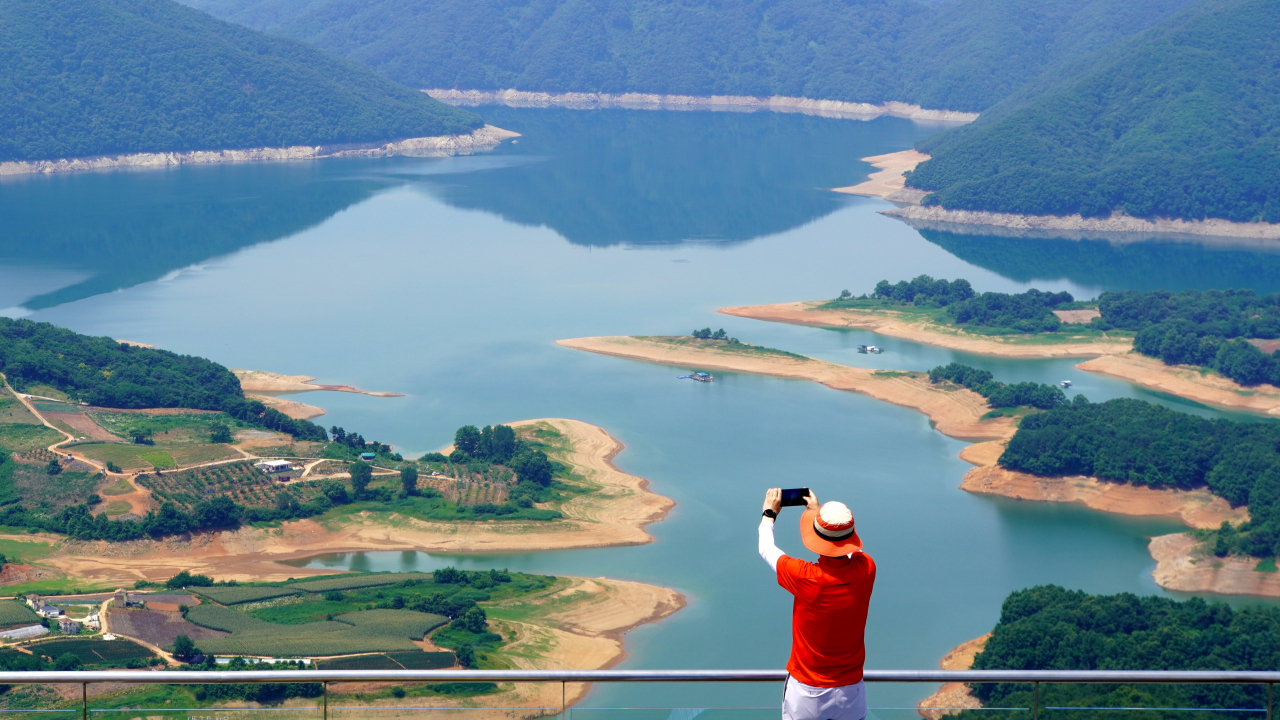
[
  {"xmin": 0, "ymin": 0, "xmax": 480, "ymax": 162},
  {"xmin": 908, "ymin": 0, "xmax": 1280, "ymax": 224},
  {"xmin": 181, "ymin": 0, "xmax": 1195, "ymax": 114}
]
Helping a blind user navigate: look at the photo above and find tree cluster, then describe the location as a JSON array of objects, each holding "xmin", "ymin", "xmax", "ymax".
[
  {"xmin": 867, "ymin": 276, "xmax": 1075, "ymax": 333},
  {"xmin": 1092, "ymin": 289, "xmax": 1280, "ymax": 386},
  {"xmin": 963, "ymin": 585, "xmax": 1280, "ymax": 719},
  {"xmin": 444, "ymin": 424, "xmax": 555, "ymax": 508},
  {"xmin": 1000, "ymin": 396, "xmax": 1280, "ymax": 558},
  {"xmin": 0, "ymin": 318, "xmax": 327, "ymax": 441},
  {"xmin": 330, "ymin": 426, "xmax": 399, "ymax": 459},
  {"xmin": 929, "ymin": 363, "xmax": 1067, "ymax": 410},
  {"xmin": 691, "ymin": 328, "xmax": 738, "ymax": 343}
]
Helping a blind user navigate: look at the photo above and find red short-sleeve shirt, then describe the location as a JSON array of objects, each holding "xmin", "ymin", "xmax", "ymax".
[{"xmin": 776, "ymin": 552, "xmax": 877, "ymax": 687}]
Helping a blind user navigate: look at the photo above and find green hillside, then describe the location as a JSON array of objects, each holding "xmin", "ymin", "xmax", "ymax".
[
  {"xmin": 181, "ymin": 0, "xmax": 1195, "ymax": 113},
  {"xmin": 0, "ymin": 0, "xmax": 481, "ymax": 162},
  {"xmin": 907, "ymin": 0, "xmax": 1280, "ymax": 224}
]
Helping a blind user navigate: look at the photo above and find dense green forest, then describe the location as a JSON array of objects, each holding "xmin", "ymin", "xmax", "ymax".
[
  {"xmin": 1000, "ymin": 396, "xmax": 1280, "ymax": 558},
  {"xmin": 928, "ymin": 363, "xmax": 1066, "ymax": 410},
  {"xmin": 833, "ymin": 275, "xmax": 1078, "ymax": 333},
  {"xmin": 963, "ymin": 585, "xmax": 1280, "ymax": 719},
  {"xmin": 182, "ymin": 0, "xmax": 1194, "ymax": 114},
  {"xmin": 0, "ymin": 318, "xmax": 326, "ymax": 440},
  {"xmin": 1094, "ymin": 289, "xmax": 1280, "ymax": 386},
  {"xmin": 0, "ymin": 0, "xmax": 480, "ymax": 162},
  {"xmin": 909, "ymin": 0, "xmax": 1280, "ymax": 225}
]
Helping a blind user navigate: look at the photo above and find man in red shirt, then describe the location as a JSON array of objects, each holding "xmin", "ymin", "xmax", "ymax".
[{"xmin": 760, "ymin": 488, "xmax": 876, "ymax": 720}]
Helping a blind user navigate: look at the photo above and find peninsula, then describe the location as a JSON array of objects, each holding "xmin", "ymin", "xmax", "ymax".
[{"xmin": 557, "ymin": 335, "xmax": 1014, "ymax": 441}]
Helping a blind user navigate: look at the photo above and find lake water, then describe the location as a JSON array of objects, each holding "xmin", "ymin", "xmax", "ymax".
[{"xmin": 7, "ymin": 106, "xmax": 1280, "ymax": 715}]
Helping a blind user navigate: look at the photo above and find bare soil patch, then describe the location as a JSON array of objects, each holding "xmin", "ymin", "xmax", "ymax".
[
  {"xmin": 1053, "ymin": 308, "xmax": 1101, "ymax": 324},
  {"xmin": 919, "ymin": 633, "xmax": 990, "ymax": 719},
  {"xmin": 233, "ymin": 369, "xmax": 403, "ymax": 397},
  {"xmin": 832, "ymin": 150, "xmax": 930, "ymax": 199},
  {"xmin": 106, "ymin": 605, "xmax": 228, "ymax": 647},
  {"xmin": 1151, "ymin": 533, "xmax": 1280, "ymax": 598},
  {"xmin": 0, "ymin": 563, "xmax": 59, "ymax": 587},
  {"xmin": 1079, "ymin": 353, "xmax": 1280, "ymax": 415},
  {"xmin": 42, "ymin": 411, "xmax": 120, "ymax": 442},
  {"xmin": 247, "ymin": 393, "xmax": 325, "ymax": 420}
]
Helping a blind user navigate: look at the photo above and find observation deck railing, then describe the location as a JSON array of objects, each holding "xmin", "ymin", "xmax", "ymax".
[{"xmin": 5, "ymin": 669, "xmax": 1278, "ymax": 719}]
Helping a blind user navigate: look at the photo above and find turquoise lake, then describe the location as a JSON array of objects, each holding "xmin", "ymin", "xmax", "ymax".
[{"xmin": 7, "ymin": 106, "xmax": 1280, "ymax": 715}]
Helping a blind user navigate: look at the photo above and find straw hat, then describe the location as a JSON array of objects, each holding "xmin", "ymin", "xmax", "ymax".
[{"xmin": 800, "ymin": 502, "xmax": 862, "ymax": 557}]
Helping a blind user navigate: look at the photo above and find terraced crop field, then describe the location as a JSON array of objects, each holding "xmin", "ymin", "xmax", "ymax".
[
  {"xmin": 317, "ymin": 651, "xmax": 455, "ymax": 670},
  {"xmin": 0, "ymin": 601, "xmax": 40, "ymax": 626},
  {"xmin": 333, "ymin": 609, "xmax": 448, "ymax": 638},
  {"xmin": 30, "ymin": 638, "xmax": 154, "ymax": 665},
  {"xmin": 137, "ymin": 460, "xmax": 325, "ymax": 510},
  {"xmin": 185, "ymin": 605, "xmax": 433, "ymax": 656},
  {"xmin": 193, "ymin": 586, "xmax": 300, "ymax": 605}
]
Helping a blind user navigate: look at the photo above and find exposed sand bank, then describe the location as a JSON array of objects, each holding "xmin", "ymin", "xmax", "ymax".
[
  {"xmin": 233, "ymin": 369, "xmax": 404, "ymax": 397},
  {"xmin": 960, "ymin": 453, "xmax": 1247, "ymax": 530},
  {"xmin": 833, "ymin": 150, "xmax": 931, "ymax": 202},
  {"xmin": 426, "ymin": 89, "xmax": 979, "ymax": 123},
  {"xmin": 1150, "ymin": 533, "xmax": 1280, "ymax": 598},
  {"xmin": 0, "ymin": 126, "xmax": 519, "ymax": 177},
  {"xmin": 883, "ymin": 204, "xmax": 1280, "ymax": 242},
  {"xmin": 45, "ymin": 418, "xmax": 672, "ymax": 585},
  {"xmin": 719, "ymin": 302, "xmax": 1131, "ymax": 358},
  {"xmin": 245, "ymin": 393, "xmax": 326, "ymax": 420},
  {"xmin": 558, "ymin": 336, "xmax": 1015, "ymax": 441},
  {"xmin": 1078, "ymin": 353, "xmax": 1280, "ymax": 416},
  {"xmin": 918, "ymin": 634, "xmax": 990, "ymax": 720}
]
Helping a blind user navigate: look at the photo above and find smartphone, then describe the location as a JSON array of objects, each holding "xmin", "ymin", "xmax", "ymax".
[{"xmin": 779, "ymin": 488, "xmax": 811, "ymax": 507}]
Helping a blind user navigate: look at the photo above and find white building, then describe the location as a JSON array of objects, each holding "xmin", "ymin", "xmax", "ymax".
[{"xmin": 254, "ymin": 460, "xmax": 294, "ymax": 474}]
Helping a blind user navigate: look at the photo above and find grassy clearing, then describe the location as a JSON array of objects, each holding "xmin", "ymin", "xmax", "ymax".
[
  {"xmin": 0, "ymin": 538, "xmax": 55, "ymax": 563},
  {"xmin": 72, "ymin": 443, "xmax": 153, "ymax": 470},
  {"xmin": 87, "ymin": 411, "xmax": 239, "ymax": 447},
  {"xmin": 1, "ymin": 576, "xmax": 112, "ymax": 596},
  {"xmin": 0, "ymin": 457, "xmax": 100, "ymax": 511},
  {"xmin": 23, "ymin": 386, "xmax": 69, "ymax": 401},
  {"xmin": 0, "ymin": 424, "xmax": 61, "ymax": 453},
  {"xmin": 186, "ymin": 604, "xmax": 427, "ymax": 656},
  {"xmin": 138, "ymin": 451, "xmax": 175, "ymax": 468},
  {"xmin": 634, "ymin": 336, "xmax": 811, "ymax": 361},
  {"xmin": 99, "ymin": 477, "xmax": 134, "ymax": 496},
  {"xmin": 102, "ymin": 501, "xmax": 131, "ymax": 515},
  {"xmin": 0, "ymin": 393, "xmax": 40, "ymax": 425},
  {"xmin": 872, "ymin": 370, "xmax": 921, "ymax": 379}
]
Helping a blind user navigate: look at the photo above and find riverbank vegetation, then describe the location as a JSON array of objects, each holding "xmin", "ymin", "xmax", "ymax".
[
  {"xmin": 829, "ymin": 276, "xmax": 1088, "ymax": 335},
  {"xmin": 0, "ymin": 0, "xmax": 480, "ymax": 163},
  {"xmin": 928, "ymin": 363, "xmax": 1066, "ymax": 411},
  {"xmin": 909, "ymin": 0, "xmax": 1280, "ymax": 225},
  {"xmin": 962, "ymin": 585, "xmax": 1280, "ymax": 719},
  {"xmin": 1000, "ymin": 396, "xmax": 1280, "ymax": 559}
]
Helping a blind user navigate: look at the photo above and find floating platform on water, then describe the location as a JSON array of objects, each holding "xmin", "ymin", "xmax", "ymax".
[
  {"xmin": 678, "ymin": 372, "xmax": 714, "ymax": 382},
  {"xmin": 858, "ymin": 345, "xmax": 884, "ymax": 354}
]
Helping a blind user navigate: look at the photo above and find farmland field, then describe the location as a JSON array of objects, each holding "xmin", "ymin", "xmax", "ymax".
[
  {"xmin": 316, "ymin": 651, "xmax": 455, "ymax": 670},
  {"xmin": 137, "ymin": 460, "xmax": 326, "ymax": 511},
  {"xmin": 107, "ymin": 607, "xmax": 227, "ymax": 647},
  {"xmin": 138, "ymin": 451, "xmax": 175, "ymax": 469},
  {"xmin": 186, "ymin": 604, "xmax": 435, "ymax": 656},
  {"xmin": 0, "ymin": 601, "xmax": 40, "ymax": 626},
  {"xmin": 30, "ymin": 637, "xmax": 154, "ymax": 665},
  {"xmin": 193, "ymin": 586, "xmax": 300, "ymax": 605},
  {"xmin": 0, "ymin": 423, "xmax": 62, "ymax": 453},
  {"xmin": 333, "ymin": 609, "xmax": 448, "ymax": 638}
]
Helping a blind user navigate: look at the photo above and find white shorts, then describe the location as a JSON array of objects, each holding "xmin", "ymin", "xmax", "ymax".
[{"xmin": 782, "ymin": 676, "xmax": 867, "ymax": 720}]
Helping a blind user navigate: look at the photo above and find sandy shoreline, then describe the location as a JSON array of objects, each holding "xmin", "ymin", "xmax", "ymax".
[
  {"xmin": 559, "ymin": 336, "xmax": 1015, "ymax": 441},
  {"xmin": 918, "ymin": 633, "xmax": 990, "ymax": 719},
  {"xmin": 1150, "ymin": 533, "xmax": 1280, "ymax": 598},
  {"xmin": 833, "ymin": 150, "xmax": 932, "ymax": 203},
  {"xmin": 233, "ymin": 369, "xmax": 404, "ymax": 397},
  {"xmin": 0, "ymin": 126, "xmax": 519, "ymax": 177},
  {"xmin": 1077, "ymin": 354, "xmax": 1280, "ymax": 416},
  {"xmin": 40, "ymin": 417, "xmax": 673, "ymax": 586},
  {"xmin": 883, "ymin": 204, "xmax": 1280, "ymax": 242},
  {"xmin": 426, "ymin": 89, "xmax": 978, "ymax": 123},
  {"xmin": 720, "ymin": 302, "xmax": 1131, "ymax": 358}
]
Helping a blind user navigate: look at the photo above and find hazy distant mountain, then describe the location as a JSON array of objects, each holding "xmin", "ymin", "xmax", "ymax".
[
  {"xmin": 908, "ymin": 0, "xmax": 1280, "ymax": 224},
  {"xmin": 180, "ymin": 0, "xmax": 1195, "ymax": 113},
  {"xmin": 0, "ymin": 0, "xmax": 481, "ymax": 162}
]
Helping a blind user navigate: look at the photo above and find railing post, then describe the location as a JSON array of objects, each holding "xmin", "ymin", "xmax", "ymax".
[
  {"xmin": 561, "ymin": 680, "xmax": 566, "ymax": 720},
  {"xmin": 1267, "ymin": 682, "xmax": 1273, "ymax": 720},
  {"xmin": 1032, "ymin": 681, "xmax": 1040, "ymax": 720},
  {"xmin": 323, "ymin": 681, "xmax": 328, "ymax": 720},
  {"xmin": 82, "ymin": 682, "xmax": 87, "ymax": 720}
]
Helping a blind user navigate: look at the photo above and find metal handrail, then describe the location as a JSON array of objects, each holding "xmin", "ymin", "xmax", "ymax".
[{"xmin": 5, "ymin": 669, "xmax": 1280, "ymax": 684}]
